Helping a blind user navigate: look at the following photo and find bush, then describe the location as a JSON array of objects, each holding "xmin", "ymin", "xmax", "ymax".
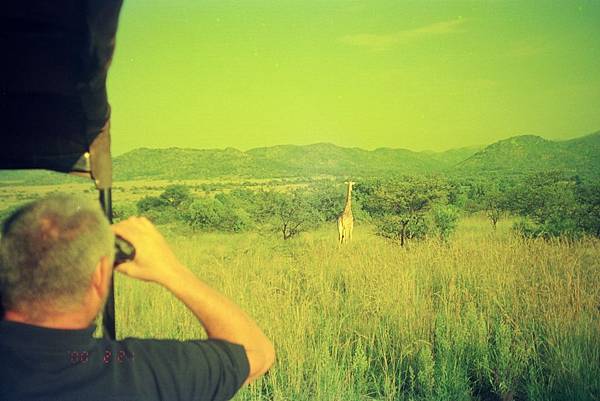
[
  {"xmin": 135, "ymin": 185, "xmax": 195, "ymax": 225},
  {"xmin": 159, "ymin": 185, "xmax": 192, "ymax": 208},
  {"xmin": 112, "ymin": 202, "xmax": 137, "ymax": 222},
  {"xmin": 507, "ymin": 173, "xmax": 588, "ymax": 240},
  {"xmin": 512, "ymin": 217, "xmax": 541, "ymax": 238},
  {"xmin": 513, "ymin": 216, "xmax": 582, "ymax": 240},
  {"xmin": 307, "ymin": 185, "xmax": 345, "ymax": 222},
  {"xmin": 142, "ymin": 206, "xmax": 179, "ymax": 225},
  {"xmin": 307, "ymin": 183, "xmax": 370, "ymax": 224},
  {"xmin": 575, "ymin": 180, "xmax": 600, "ymax": 237},
  {"xmin": 254, "ymin": 190, "xmax": 323, "ymax": 240},
  {"xmin": 359, "ymin": 176, "xmax": 448, "ymax": 245},
  {"xmin": 137, "ymin": 195, "xmax": 166, "ymax": 213},
  {"xmin": 375, "ymin": 214, "xmax": 428, "ymax": 245},
  {"xmin": 185, "ymin": 198, "xmax": 252, "ymax": 232},
  {"xmin": 432, "ymin": 205, "xmax": 459, "ymax": 242}
]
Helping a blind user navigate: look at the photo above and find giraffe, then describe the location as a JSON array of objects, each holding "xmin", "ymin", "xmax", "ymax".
[{"xmin": 337, "ymin": 181, "xmax": 355, "ymax": 244}]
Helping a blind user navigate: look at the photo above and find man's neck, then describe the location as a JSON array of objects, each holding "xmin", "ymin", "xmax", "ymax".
[{"xmin": 4, "ymin": 309, "xmax": 92, "ymax": 330}]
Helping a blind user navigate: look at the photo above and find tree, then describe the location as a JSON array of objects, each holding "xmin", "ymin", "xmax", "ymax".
[
  {"xmin": 137, "ymin": 195, "xmax": 166, "ymax": 213},
  {"xmin": 446, "ymin": 181, "xmax": 469, "ymax": 210},
  {"xmin": 306, "ymin": 184, "xmax": 345, "ymax": 222},
  {"xmin": 431, "ymin": 205, "xmax": 459, "ymax": 242},
  {"xmin": 185, "ymin": 197, "xmax": 252, "ymax": 232},
  {"xmin": 306, "ymin": 182, "xmax": 370, "ymax": 224},
  {"xmin": 506, "ymin": 172, "xmax": 583, "ymax": 239},
  {"xmin": 185, "ymin": 198, "xmax": 225, "ymax": 231},
  {"xmin": 259, "ymin": 190, "xmax": 322, "ymax": 240},
  {"xmin": 137, "ymin": 185, "xmax": 193, "ymax": 224},
  {"xmin": 375, "ymin": 214, "xmax": 428, "ymax": 244},
  {"xmin": 463, "ymin": 178, "xmax": 488, "ymax": 213},
  {"xmin": 575, "ymin": 179, "xmax": 600, "ymax": 237},
  {"xmin": 159, "ymin": 185, "xmax": 192, "ymax": 208},
  {"xmin": 136, "ymin": 195, "xmax": 174, "ymax": 224},
  {"xmin": 482, "ymin": 185, "xmax": 507, "ymax": 230},
  {"xmin": 359, "ymin": 176, "xmax": 447, "ymax": 246}
]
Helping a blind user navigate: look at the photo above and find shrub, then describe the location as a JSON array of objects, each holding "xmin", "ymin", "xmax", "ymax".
[
  {"xmin": 375, "ymin": 214, "xmax": 428, "ymax": 245},
  {"xmin": 185, "ymin": 198, "xmax": 252, "ymax": 232},
  {"xmin": 112, "ymin": 202, "xmax": 137, "ymax": 222},
  {"xmin": 359, "ymin": 176, "xmax": 448, "ymax": 246},
  {"xmin": 506, "ymin": 173, "xmax": 591, "ymax": 240},
  {"xmin": 575, "ymin": 180, "xmax": 600, "ymax": 237},
  {"xmin": 254, "ymin": 190, "xmax": 323, "ymax": 240},
  {"xmin": 431, "ymin": 205, "xmax": 459, "ymax": 242},
  {"xmin": 136, "ymin": 195, "xmax": 166, "ymax": 213},
  {"xmin": 159, "ymin": 185, "xmax": 192, "ymax": 208}
]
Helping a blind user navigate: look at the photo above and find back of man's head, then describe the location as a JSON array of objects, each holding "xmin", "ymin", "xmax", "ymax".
[{"xmin": 0, "ymin": 194, "xmax": 114, "ymax": 318}]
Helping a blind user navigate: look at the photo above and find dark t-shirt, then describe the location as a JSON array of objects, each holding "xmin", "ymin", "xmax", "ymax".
[{"xmin": 0, "ymin": 320, "xmax": 250, "ymax": 401}]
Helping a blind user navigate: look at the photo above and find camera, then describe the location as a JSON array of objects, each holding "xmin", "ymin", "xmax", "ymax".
[{"xmin": 114, "ymin": 235, "xmax": 135, "ymax": 267}]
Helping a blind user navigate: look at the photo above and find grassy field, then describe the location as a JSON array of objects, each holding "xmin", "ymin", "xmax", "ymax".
[{"xmin": 110, "ymin": 215, "xmax": 600, "ymax": 401}]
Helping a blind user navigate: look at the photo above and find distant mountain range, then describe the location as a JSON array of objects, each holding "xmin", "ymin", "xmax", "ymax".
[
  {"xmin": 1, "ymin": 131, "xmax": 598, "ymax": 185},
  {"xmin": 111, "ymin": 142, "xmax": 483, "ymax": 180},
  {"xmin": 111, "ymin": 131, "xmax": 600, "ymax": 180}
]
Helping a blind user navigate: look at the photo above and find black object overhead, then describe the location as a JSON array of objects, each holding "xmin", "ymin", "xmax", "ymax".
[
  {"xmin": 0, "ymin": 0, "xmax": 122, "ymax": 181},
  {"xmin": 0, "ymin": 1, "xmax": 124, "ymax": 340}
]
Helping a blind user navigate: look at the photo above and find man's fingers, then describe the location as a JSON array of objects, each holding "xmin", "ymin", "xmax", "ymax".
[
  {"xmin": 115, "ymin": 259, "xmax": 155, "ymax": 282},
  {"xmin": 114, "ymin": 262, "xmax": 132, "ymax": 276},
  {"xmin": 112, "ymin": 217, "xmax": 146, "ymax": 239},
  {"xmin": 111, "ymin": 224, "xmax": 131, "ymax": 238},
  {"xmin": 111, "ymin": 217, "xmax": 174, "ymax": 285}
]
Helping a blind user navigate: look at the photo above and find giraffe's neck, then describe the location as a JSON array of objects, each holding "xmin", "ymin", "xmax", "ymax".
[{"xmin": 344, "ymin": 185, "xmax": 352, "ymax": 211}]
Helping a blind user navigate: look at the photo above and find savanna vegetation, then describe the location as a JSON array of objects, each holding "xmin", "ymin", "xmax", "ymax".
[
  {"xmin": 93, "ymin": 170, "xmax": 600, "ymax": 400},
  {"xmin": 112, "ymin": 216, "xmax": 599, "ymax": 401},
  {"xmin": 1, "ymin": 167, "xmax": 599, "ymax": 400},
  {"xmin": 119, "ymin": 171, "xmax": 600, "ymax": 244}
]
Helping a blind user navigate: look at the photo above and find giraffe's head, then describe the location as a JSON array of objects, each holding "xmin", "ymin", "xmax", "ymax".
[{"xmin": 344, "ymin": 181, "xmax": 356, "ymax": 188}]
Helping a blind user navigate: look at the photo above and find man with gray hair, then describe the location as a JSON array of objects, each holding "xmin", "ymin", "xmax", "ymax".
[{"xmin": 0, "ymin": 194, "xmax": 275, "ymax": 401}]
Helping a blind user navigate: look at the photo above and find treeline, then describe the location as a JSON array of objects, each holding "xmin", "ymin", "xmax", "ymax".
[
  {"xmin": 115, "ymin": 171, "xmax": 600, "ymax": 244},
  {"xmin": 458, "ymin": 171, "xmax": 600, "ymax": 240},
  {"xmin": 116, "ymin": 183, "xmax": 359, "ymax": 240}
]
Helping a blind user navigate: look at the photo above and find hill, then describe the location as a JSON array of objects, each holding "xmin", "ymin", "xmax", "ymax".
[
  {"xmin": 112, "ymin": 147, "xmax": 256, "ymax": 180},
  {"xmin": 420, "ymin": 145, "xmax": 484, "ymax": 168},
  {"xmin": 456, "ymin": 131, "xmax": 600, "ymax": 176},
  {"xmin": 113, "ymin": 132, "xmax": 600, "ymax": 180},
  {"xmin": 0, "ymin": 131, "xmax": 598, "ymax": 184},
  {"xmin": 112, "ymin": 142, "xmax": 474, "ymax": 181}
]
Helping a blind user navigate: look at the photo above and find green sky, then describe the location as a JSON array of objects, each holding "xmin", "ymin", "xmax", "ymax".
[{"xmin": 107, "ymin": 0, "xmax": 600, "ymax": 155}]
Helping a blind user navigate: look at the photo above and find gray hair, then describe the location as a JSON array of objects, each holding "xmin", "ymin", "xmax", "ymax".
[{"xmin": 0, "ymin": 194, "xmax": 114, "ymax": 315}]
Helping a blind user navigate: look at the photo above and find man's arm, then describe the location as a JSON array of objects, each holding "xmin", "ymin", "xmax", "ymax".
[{"xmin": 112, "ymin": 217, "xmax": 275, "ymax": 385}]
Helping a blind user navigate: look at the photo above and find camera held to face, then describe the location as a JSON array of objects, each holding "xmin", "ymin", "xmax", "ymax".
[{"xmin": 114, "ymin": 235, "xmax": 135, "ymax": 267}]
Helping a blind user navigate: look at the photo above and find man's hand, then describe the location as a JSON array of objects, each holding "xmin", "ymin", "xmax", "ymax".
[
  {"xmin": 111, "ymin": 216, "xmax": 275, "ymax": 385},
  {"xmin": 111, "ymin": 217, "xmax": 185, "ymax": 286}
]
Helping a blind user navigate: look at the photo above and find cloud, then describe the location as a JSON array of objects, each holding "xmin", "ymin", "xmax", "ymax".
[{"xmin": 340, "ymin": 18, "xmax": 466, "ymax": 51}]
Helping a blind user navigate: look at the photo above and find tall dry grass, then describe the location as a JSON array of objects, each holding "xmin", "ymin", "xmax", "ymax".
[{"xmin": 111, "ymin": 215, "xmax": 600, "ymax": 400}]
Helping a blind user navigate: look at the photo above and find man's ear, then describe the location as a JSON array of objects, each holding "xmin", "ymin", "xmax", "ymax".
[{"xmin": 91, "ymin": 256, "xmax": 112, "ymax": 300}]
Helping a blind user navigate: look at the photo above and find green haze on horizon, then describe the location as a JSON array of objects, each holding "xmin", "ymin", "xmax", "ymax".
[{"xmin": 107, "ymin": 0, "xmax": 600, "ymax": 155}]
